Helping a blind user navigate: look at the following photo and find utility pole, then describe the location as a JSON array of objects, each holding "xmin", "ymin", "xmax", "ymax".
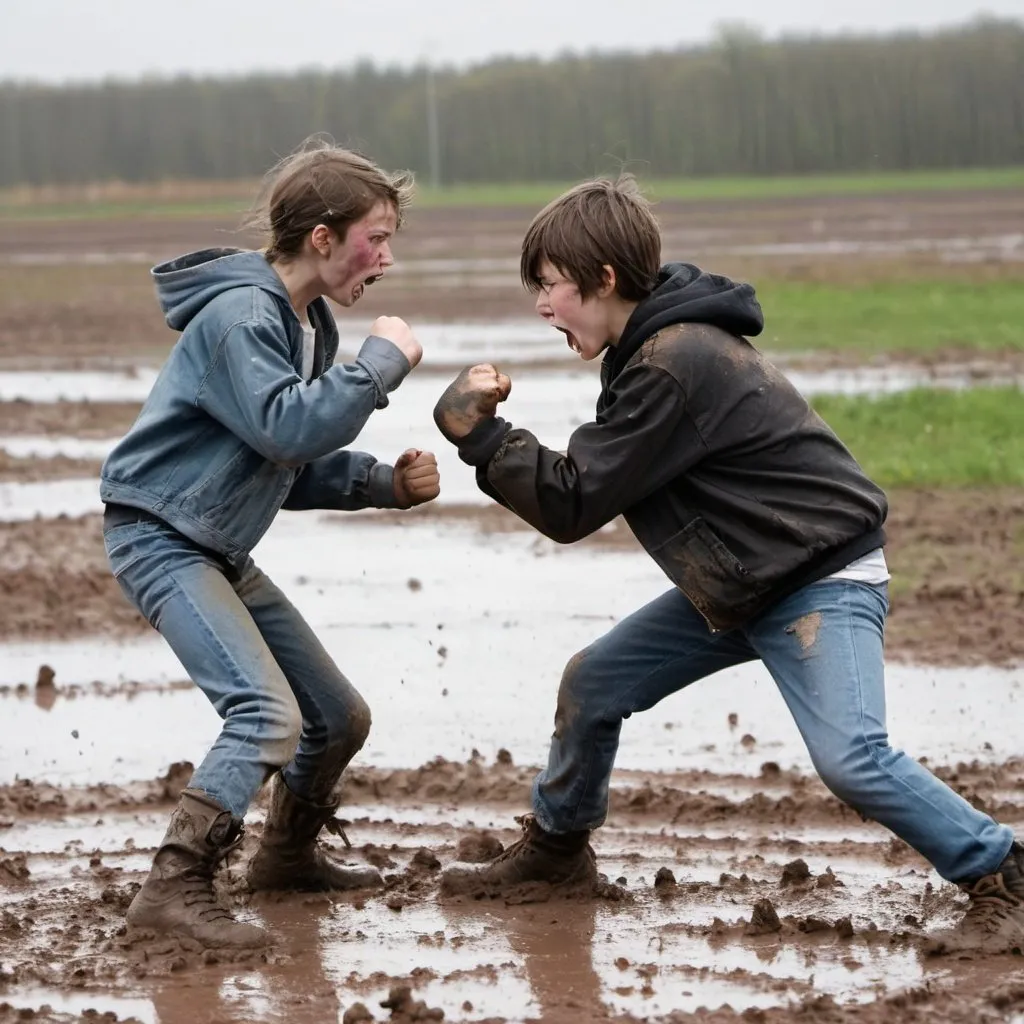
[{"xmin": 426, "ymin": 60, "xmax": 441, "ymax": 189}]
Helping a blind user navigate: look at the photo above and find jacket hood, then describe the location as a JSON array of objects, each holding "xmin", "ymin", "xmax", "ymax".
[
  {"xmin": 152, "ymin": 248, "xmax": 292, "ymax": 331},
  {"xmin": 609, "ymin": 262, "xmax": 765, "ymax": 377}
]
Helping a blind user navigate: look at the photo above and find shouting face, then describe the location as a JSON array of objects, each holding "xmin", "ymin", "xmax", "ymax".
[
  {"xmin": 315, "ymin": 202, "xmax": 398, "ymax": 307},
  {"xmin": 533, "ymin": 260, "xmax": 617, "ymax": 362}
]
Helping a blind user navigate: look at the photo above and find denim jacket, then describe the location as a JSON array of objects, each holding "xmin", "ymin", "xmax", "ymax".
[{"xmin": 100, "ymin": 247, "xmax": 411, "ymax": 564}]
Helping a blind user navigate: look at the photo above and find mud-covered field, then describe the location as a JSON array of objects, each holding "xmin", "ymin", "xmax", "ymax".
[{"xmin": 0, "ymin": 190, "xmax": 1022, "ymax": 1024}]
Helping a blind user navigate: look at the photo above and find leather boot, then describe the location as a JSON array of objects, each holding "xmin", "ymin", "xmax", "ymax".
[
  {"xmin": 926, "ymin": 840, "xmax": 1024, "ymax": 956},
  {"xmin": 126, "ymin": 789, "xmax": 269, "ymax": 948},
  {"xmin": 247, "ymin": 773, "xmax": 382, "ymax": 892},
  {"xmin": 441, "ymin": 814, "xmax": 597, "ymax": 895}
]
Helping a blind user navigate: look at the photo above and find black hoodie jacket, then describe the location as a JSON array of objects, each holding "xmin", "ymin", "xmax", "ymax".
[{"xmin": 456, "ymin": 262, "xmax": 887, "ymax": 630}]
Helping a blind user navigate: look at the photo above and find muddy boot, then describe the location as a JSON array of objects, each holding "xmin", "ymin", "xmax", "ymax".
[
  {"xmin": 926, "ymin": 841, "xmax": 1024, "ymax": 956},
  {"xmin": 441, "ymin": 814, "xmax": 597, "ymax": 895},
  {"xmin": 126, "ymin": 789, "xmax": 269, "ymax": 949},
  {"xmin": 247, "ymin": 773, "xmax": 382, "ymax": 892}
]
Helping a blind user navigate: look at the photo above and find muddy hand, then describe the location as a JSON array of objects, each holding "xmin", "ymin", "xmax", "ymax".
[
  {"xmin": 432, "ymin": 364, "xmax": 512, "ymax": 442},
  {"xmin": 393, "ymin": 448, "xmax": 440, "ymax": 508}
]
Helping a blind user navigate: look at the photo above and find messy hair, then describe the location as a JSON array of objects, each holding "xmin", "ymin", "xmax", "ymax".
[
  {"xmin": 243, "ymin": 135, "xmax": 415, "ymax": 263},
  {"xmin": 520, "ymin": 175, "xmax": 661, "ymax": 301}
]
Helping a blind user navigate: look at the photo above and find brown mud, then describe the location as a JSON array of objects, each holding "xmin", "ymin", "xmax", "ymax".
[
  {"xmin": 0, "ymin": 402, "xmax": 140, "ymax": 440},
  {"xmin": 2, "ymin": 486, "xmax": 1022, "ymax": 665},
  {"xmin": 0, "ymin": 451, "xmax": 100, "ymax": 483},
  {"xmin": 0, "ymin": 757, "xmax": 1022, "ymax": 1022},
  {"xmin": 0, "ymin": 517, "xmax": 146, "ymax": 640},
  {"xmin": 1, "ymin": 191, "xmax": 1023, "ymax": 1022},
  {"xmin": 2, "ymin": 189, "xmax": 1023, "ymax": 370}
]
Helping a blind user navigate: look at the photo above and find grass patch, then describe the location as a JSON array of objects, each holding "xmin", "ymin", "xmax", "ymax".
[
  {"xmin": 0, "ymin": 197, "xmax": 252, "ymax": 222},
  {"xmin": 420, "ymin": 167, "xmax": 1024, "ymax": 207},
  {"xmin": 758, "ymin": 279, "xmax": 1024, "ymax": 355},
  {"xmin": 1, "ymin": 167, "xmax": 1021, "ymax": 220},
  {"xmin": 812, "ymin": 387, "xmax": 1024, "ymax": 487}
]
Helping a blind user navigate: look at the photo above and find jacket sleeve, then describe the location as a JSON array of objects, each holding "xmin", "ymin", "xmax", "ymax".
[
  {"xmin": 460, "ymin": 362, "xmax": 705, "ymax": 542},
  {"xmin": 283, "ymin": 452, "xmax": 399, "ymax": 511},
  {"xmin": 195, "ymin": 323, "xmax": 410, "ymax": 467}
]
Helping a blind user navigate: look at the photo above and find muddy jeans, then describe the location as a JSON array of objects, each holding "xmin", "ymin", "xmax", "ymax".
[
  {"xmin": 102, "ymin": 508, "xmax": 371, "ymax": 817},
  {"xmin": 532, "ymin": 579, "xmax": 1014, "ymax": 883}
]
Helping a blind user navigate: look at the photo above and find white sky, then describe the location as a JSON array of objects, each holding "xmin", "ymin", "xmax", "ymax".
[{"xmin": 1, "ymin": 0, "xmax": 1021, "ymax": 84}]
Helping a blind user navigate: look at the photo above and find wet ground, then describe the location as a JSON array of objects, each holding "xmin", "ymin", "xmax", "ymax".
[
  {"xmin": 0, "ymin": 191, "xmax": 1023, "ymax": 1023},
  {"xmin": 2, "ymin": 186, "xmax": 1024, "ymax": 371}
]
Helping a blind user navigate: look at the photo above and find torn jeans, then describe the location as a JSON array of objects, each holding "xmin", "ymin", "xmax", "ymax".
[{"xmin": 532, "ymin": 579, "xmax": 1013, "ymax": 882}]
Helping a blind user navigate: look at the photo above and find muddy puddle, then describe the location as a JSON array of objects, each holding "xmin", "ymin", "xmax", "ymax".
[
  {"xmin": 1, "ymin": 344, "xmax": 1021, "ymax": 405},
  {"xmin": 0, "ymin": 477, "xmax": 106, "ymax": 521},
  {"xmin": 388, "ymin": 231, "xmax": 1024, "ymax": 265},
  {"xmin": 0, "ymin": 438, "xmax": 112, "ymax": 461},
  {"xmin": 3, "ymin": 506, "xmax": 1020, "ymax": 1020},
  {"xmin": 2, "ymin": 774, "xmax": 1023, "ymax": 1024},
  {"xmin": 4, "ymin": 189, "xmax": 1024, "ymax": 1024},
  {"xmin": 5, "ymin": 227, "xmax": 1023, "ymax": 271},
  {"xmin": 3, "ymin": 635, "xmax": 1021, "ymax": 786},
  {"xmin": 2, "ymin": 513, "xmax": 1021, "ymax": 789},
  {"xmin": 3, "ymin": 356, "xmax": 1023, "ymax": 523},
  {"xmin": 703, "ymin": 231, "xmax": 1024, "ymax": 262},
  {"xmin": 5, "ymin": 347, "xmax": 1017, "ymax": 460},
  {"xmin": 0, "ymin": 901, "xmax": 949, "ymax": 1024}
]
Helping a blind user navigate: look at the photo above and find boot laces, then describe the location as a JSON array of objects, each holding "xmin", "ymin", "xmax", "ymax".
[
  {"xmin": 179, "ymin": 832, "xmax": 245, "ymax": 920},
  {"xmin": 323, "ymin": 816, "xmax": 353, "ymax": 849},
  {"xmin": 487, "ymin": 814, "xmax": 535, "ymax": 866}
]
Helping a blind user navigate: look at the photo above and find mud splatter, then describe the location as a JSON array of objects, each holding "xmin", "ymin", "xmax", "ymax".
[{"xmin": 786, "ymin": 611, "xmax": 822, "ymax": 651}]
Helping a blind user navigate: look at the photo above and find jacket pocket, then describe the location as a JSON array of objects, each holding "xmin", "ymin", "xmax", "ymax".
[
  {"xmin": 195, "ymin": 452, "xmax": 281, "ymax": 528},
  {"xmin": 648, "ymin": 517, "xmax": 763, "ymax": 630}
]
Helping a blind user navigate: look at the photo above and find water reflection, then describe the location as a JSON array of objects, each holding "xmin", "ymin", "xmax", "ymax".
[
  {"xmin": 0, "ymin": 563, "xmax": 1020, "ymax": 788},
  {"xmin": 441, "ymin": 899, "xmax": 605, "ymax": 1023}
]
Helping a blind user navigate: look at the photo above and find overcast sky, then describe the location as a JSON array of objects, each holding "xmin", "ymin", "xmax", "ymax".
[{"xmin": 2, "ymin": 0, "xmax": 1020, "ymax": 83}]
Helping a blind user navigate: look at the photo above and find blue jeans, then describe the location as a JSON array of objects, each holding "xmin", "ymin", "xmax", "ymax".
[
  {"xmin": 532, "ymin": 579, "xmax": 1014, "ymax": 883},
  {"xmin": 103, "ymin": 514, "xmax": 371, "ymax": 817}
]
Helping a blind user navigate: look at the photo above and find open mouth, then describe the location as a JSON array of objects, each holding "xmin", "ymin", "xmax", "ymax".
[
  {"xmin": 353, "ymin": 273, "xmax": 384, "ymax": 302},
  {"xmin": 555, "ymin": 326, "xmax": 581, "ymax": 354}
]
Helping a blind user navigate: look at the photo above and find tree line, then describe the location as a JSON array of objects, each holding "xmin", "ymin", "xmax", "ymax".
[{"xmin": 0, "ymin": 19, "xmax": 1021, "ymax": 188}]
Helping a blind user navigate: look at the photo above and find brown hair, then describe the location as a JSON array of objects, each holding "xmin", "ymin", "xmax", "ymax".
[
  {"xmin": 520, "ymin": 175, "xmax": 661, "ymax": 302},
  {"xmin": 243, "ymin": 135, "xmax": 415, "ymax": 263}
]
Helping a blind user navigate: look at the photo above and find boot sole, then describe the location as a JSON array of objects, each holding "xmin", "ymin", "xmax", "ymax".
[{"xmin": 127, "ymin": 901, "xmax": 270, "ymax": 949}]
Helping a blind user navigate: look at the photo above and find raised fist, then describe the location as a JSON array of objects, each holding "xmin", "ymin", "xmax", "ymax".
[
  {"xmin": 393, "ymin": 448, "xmax": 440, "ymax": 508},
  {"xmin": 371, "ymin": 316, "xmax": 422, "ymax": 370},
  {"xmin": 433, "ymin": 364, "xmax": 512, "ymax": 442}
]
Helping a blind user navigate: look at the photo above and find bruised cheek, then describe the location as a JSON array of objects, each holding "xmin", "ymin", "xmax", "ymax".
[{"xmin": 349, "ymin": 238, "xmax": 379, "ymax": 276}]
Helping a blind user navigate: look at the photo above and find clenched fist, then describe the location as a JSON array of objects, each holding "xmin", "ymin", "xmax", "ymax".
[
  {"xmin": 433, "ymin": 364, "xmax": 512, "ymax": 442},
  {"xmin": 393, "ymin": 448, "xmax": 440, "ymax": 508},
  {"xmin": 370, "ymin": 316, "xmax": 423, "ymax": 370}
]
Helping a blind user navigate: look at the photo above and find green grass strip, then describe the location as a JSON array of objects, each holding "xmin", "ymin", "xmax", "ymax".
[
  {"xmin": 758, "ymin": 280, "xmax": 1024, "ymax": 355},
  {"xmin": 812, "ymin": 387, "xmax": 1024, "ymax": 487},
  {"xmin": 2, "ymin": 167, "xmax": 1021, "ymax": 220}
]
